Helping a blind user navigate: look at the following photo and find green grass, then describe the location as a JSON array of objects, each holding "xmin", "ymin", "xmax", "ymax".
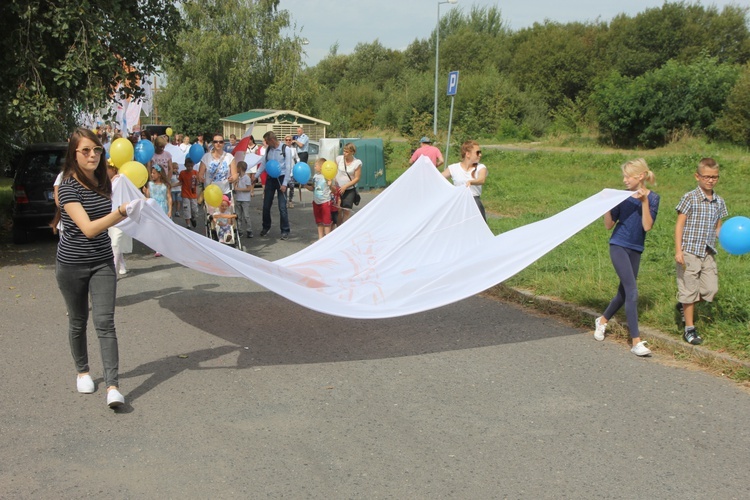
[{"xmin": 387, "ymin": 144, "xmax": 750, "ymax": 363}]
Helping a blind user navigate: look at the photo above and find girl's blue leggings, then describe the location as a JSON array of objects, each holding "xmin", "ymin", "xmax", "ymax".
[{"xmin": 603, "ymin": 244, "xmax": 642, "ymax": 338}]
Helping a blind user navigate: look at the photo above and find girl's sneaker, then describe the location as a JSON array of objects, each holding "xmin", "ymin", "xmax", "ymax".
[
  {"xmin": 107, "ymin": 388, "xmax": 125, "ymax": 408},
  {"xmin": 594, "ymin": 317, "xmax": 607, "ymax": 341},
  {"xmin": 77, "ymin": 374, "xmax": 95, "ymax": 394},
  {"xmin": 631, "ymin": 341, "xmax": 652, "ymax": 357}
]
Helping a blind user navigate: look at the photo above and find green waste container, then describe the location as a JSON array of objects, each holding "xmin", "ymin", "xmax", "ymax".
[{"xmin": 339, "ymin": 139, "xmax": 386, "ymax": 190}]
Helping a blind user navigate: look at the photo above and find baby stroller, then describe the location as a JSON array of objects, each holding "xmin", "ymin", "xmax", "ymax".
[{"xmin": 203, "ymin": 185, "xmax": 244, "ymax": 252}]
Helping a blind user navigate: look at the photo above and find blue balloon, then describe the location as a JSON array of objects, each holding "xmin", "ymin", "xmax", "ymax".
[
  {"xmin": 719, "ymin": 216, "xmax": 750, "ymax": 255},
  {"xmin": 188, "ymin": 143, "xmax": 204, "ymax": 165},
  {"xmin": 292, "ymin": 161, "xmax": 311, "ymax": 184},
  {"xmin": 134, "ymin": 139, "xmax": 155, "ymax": 164},
  {"xmin": 265, "ymin": 159, "xmax": 281, "ymax": 178}
]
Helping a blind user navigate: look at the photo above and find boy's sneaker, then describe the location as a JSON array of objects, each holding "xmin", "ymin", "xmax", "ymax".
[
  {"xmin": 280, "ymin": 233, "xmax": 289, "ymax": 240},
  {"xmin": 594, "ymin": 317, "xmax": 606, "ymax": 341},
  {"xmin": 675, "ymin": 303, "xmax": 685, "ymax": 326},
  {"xmin": 246, "ymin": 231, "xmax": 254, "ymax": 238},
  {"xmin": 683, "ymin": 327, "xmax": 703, "ymax": 345},
  {"xmin": 260, "ymin": 229, "xmax": 269, "ymax": 237},
  {"xmin": 191, "ymin": 218, "xmax": 197, "ymax": 228},
  {"xmin": 631, "ymin": 341, "xmax": 652, "ymax": 357}
]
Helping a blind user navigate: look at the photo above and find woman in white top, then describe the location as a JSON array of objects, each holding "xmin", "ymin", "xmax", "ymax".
[
  {"xmin": 442, "ymin": 140, "xmax": 488, "ymax": 221},
  {"xmin": 335, "ymin": 142, "xmax": 362, "ymax": 225},
  {"xmin": 198, "ymin": 133, "xmax": 238, "ymax": 195}
]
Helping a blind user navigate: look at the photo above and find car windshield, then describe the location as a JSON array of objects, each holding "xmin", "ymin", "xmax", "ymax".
[{"xmin": 20, "ymin": 150, "xmax": 65, "ymax": 184}]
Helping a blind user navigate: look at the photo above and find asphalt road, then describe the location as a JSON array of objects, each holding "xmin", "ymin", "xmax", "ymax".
[{"xmin": 1, "ymin": 189, "xmax": 749, "ymax": 499}]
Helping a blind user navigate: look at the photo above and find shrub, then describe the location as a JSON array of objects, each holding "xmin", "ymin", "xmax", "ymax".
[
  {"xmin": 714, "ymin": 64, "xmax": 750, "ymax": 145},
  {"xmin": 592, "ymin": 57, "xmax": 740, "ymax": 148}
]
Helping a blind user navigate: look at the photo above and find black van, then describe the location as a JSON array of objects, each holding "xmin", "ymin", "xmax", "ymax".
[{"xmin": 10, "ymin": 143, "xmax": 68, "ymax": 243}]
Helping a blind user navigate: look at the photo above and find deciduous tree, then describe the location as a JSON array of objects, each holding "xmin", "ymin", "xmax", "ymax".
[
  {"xmin": 1, "ymin": 0, "xmax": 181, "ymax": 151},
  {"xmin": 159, "ymin": 0, "xmax": 297, "ymax": 133}
]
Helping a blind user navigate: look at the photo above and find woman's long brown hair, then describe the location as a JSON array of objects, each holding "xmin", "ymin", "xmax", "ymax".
[{"xmin": 63, "ymin": 127, "xmax": 112, "ymax": 197}]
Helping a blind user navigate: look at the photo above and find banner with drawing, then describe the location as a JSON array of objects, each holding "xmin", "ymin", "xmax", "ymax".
[{"xmin": 112, "ymin": 157, "xmax": 632, "ymax": 319}]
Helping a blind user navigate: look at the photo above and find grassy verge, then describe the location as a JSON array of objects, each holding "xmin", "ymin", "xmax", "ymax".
[{"xmin": 387, "ymin": 142, "xmax": 750, "ymax": 365}]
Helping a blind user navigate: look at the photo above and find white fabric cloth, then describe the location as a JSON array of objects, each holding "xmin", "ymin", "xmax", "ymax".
[
  {"xmin": 108, "ymin": 226, "xmax": 133, "ymax": 254},
  {"xmin": 164, "ymin": 143, "xmax": 186, "ymax": 167},
  {"xmin": 112, "ymin": 157, "xmax": 632, "ymax": 319}
]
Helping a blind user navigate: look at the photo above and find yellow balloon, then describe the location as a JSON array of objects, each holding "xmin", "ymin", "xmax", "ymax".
[
  {"xmin": 119, "ymin": 161, "xmax": 148, "ymax": 188},
  {"xmin": 166, "ymin": 127, "xmax": 173, "ymax": 137},
  {"xmin": 322, "ymin": 160, "xmax": 338, "ymax": 181},
  {"xmin": 110, "ymin": 138, "xmax": 134, "ymax": 168},
  {"xmin": 204, "ymin": 184, "xmax": 223, "ymax": 208}
]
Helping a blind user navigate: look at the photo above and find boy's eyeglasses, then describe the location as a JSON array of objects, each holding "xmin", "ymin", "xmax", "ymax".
[
  {"xmin": 699, "ymin": 174, "xmax": 719, "ymax": 180},
  {"xmin": 77, "ymin": 147, "xmax": 104, "ymax": 156}
]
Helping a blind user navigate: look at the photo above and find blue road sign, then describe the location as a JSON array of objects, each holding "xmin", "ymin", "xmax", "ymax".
[{"xmin": 446, "ymin": 71, "xmax": 459, "ymax": 96}]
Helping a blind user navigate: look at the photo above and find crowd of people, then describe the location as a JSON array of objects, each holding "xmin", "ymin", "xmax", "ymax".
[
  {"xmin": 54, "ymin": 125, "xmax": 728, "ymax": 411},
  {"xmin": 89, "ymin": 124, "xmax": 355, "ymax": 244}
]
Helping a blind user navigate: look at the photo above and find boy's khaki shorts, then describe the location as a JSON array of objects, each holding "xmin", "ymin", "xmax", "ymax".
[{"xmin": 676, "ymin": 252, "xmax": 718, "ymax": 304}]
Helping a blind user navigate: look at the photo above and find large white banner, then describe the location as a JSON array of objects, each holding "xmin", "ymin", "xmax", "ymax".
[{"xmin": 112, "ymin": 157, "xmax": 632, "ymax": 318}]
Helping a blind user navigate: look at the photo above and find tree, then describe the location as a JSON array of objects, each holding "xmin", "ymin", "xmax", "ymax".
[
  {"xmin": 509, "ymin": 21, "xmax": 607, "ymax": 111},
  {"xmin": 592, "ymin": 57, "xmax": 740, "ymax": 147},
  {"xmin": 403, "ymin": 39, "xmax": 432, "ymax": 73},
  {"xmin": 345, "ymin": 41, "xmax": 404, "ymax": 89},
  {"xmin": 0, "ymin": 0, "xmax": 181, "ymax": 151},
  {"xmin": 312, "ymin": 44, "xmax": 351, "ymax": 92},
  {"xmin": 714, "ymin": 64, "xmax": 750, "ymax": 145},
  {"xmin": 435, "ymin": 6, "xmax": 511, "ymax": 74},
  {"xmin": 604, "ymin": 2, "xmax": 750, "ymax": 77},
  {"xmin": 159, "ymin": 0, "xmax": 298, "ymax": 133}
]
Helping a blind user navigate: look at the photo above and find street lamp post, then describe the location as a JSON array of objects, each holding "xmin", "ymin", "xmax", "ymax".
[{"xmin": 434, "ymin": 0, "xmax": 457, "ymax": 136}]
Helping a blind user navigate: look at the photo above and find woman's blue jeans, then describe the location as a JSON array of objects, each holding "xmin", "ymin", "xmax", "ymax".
[{"xmin": 56, "ymin": 260, "xmax": 119, "ymax": 388}]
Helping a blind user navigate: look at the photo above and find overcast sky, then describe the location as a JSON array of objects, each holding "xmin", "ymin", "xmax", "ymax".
[{"xmin": 280, "ymin": 0, "xmax": 745, "ymax": 65}]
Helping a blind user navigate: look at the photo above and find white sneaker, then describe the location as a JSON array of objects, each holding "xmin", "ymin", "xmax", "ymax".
[
  {"xmin": 107, "ymin": 388, "xmax": 125, "ymax": 408},
  {"xmin": 594, "ymin": 317, "xmax": 607, "ymax": 341},
  {"xmin": 631, "ymin": 341, "xmax": 652, "ymax": 357},
  {"xmin": 76, "ymin": 374, "xmax": 95, "ymax": 394}
]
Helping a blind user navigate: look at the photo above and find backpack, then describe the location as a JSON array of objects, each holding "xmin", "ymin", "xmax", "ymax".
[{"xmin": 265, "ymin": 144, "xmax": 286, "ymax": 161}]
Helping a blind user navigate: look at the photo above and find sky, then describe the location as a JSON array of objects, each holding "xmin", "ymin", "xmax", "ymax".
[{"xmin": 279, "ymin": 0, "xmax": 745, "ymax": 65}]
